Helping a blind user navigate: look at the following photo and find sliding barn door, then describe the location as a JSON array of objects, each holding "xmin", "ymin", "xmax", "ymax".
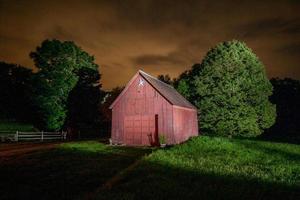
[{"xmin": 124, "ymin": 115, "xmax": 156, "ymax": 146}]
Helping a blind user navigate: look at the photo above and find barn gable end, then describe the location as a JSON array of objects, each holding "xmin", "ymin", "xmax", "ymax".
[{"xmin": 110, "ymin": 70, "xmax": 198, "ymax": 146}]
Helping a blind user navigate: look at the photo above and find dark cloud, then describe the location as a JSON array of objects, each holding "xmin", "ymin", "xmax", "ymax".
[
  {"xmin": 0, "ymin": 0, "xmax": 300, "ymax": 89},
  {"xmin": 46, "ymin": 25, "xmax": 75, "ymax": 40},
  {"xmin": 282, "ymin": 25, "xmax": 300, "ymax": 35},
  {"xmin": 235, "ymin": 18, "xmax": 300, "ymax": 38},
  {"xmin": 277, "ymin": 43, "xmax": 300, "ymax": 55},
  {"xmin": 133, "ymin": 54, "xmax": 183, "ymax": 66}
]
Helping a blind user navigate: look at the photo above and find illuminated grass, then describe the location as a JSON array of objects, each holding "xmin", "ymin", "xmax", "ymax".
[
  {"xmin": 98, "ymin": 136, "xmax": 300, "ymax": 200},
  {"xmin": 59, "ymin": 141, "xmax": 109, "ymax": 152},
  {"xmin": 1, "ymin": 138, "xmax": 299, "ymax": 199}
]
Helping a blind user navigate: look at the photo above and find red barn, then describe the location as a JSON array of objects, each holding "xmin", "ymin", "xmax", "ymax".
[{"xmin": 109, "ymin": 70, "xmax": 198, "ymax": 146}]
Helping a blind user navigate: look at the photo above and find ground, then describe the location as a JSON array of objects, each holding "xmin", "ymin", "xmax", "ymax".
[{"xmin": 0, "ymin": 136, "xmax": 299, "ymax": 200}]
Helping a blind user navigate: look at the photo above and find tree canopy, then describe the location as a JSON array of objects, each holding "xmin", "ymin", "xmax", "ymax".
[
  {"xmin": 157, "ymin": 74, "xmax": 172, "ymax": 85},
  {"xmin": 30, "ymin": 39, "xmax": 99, "ymax": 131},
  {"xmin": 0, "ymin": 62, "xmax": 33, "ymax": 121},
  {"xmin": 174, "ymin": 63, "xmax": 201, "ymax": 101},
  {"xmin": 67, "ymin": 67, "xmax": 103, "ymax": 132},
  {"xmin": 177, "ymin": 40, "xmax": 276, "ymax": 137}
]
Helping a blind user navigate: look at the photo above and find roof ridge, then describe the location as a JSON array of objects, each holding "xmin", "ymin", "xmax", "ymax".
[
  {"xmin": 110, "ymin": 69, "xmax": 197, "ymax": 109},
  {"xmin": 139, "ymin": 69, "xmax": 196, "ymax": 109},
  {"xmin": 138, "ymin": 70, "xmax": 174, "ymax": 89}
]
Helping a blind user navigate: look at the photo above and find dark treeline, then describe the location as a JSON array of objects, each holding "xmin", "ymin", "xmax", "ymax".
[
  {"xmin": 1, "ymin": 39, "xmax": 299, "ymax": 142},
  {"xmin": 0, "ymin": 59, "xmax": 125, "ymax": 139},
  {"xmin": 0, "ymin": 62, "xmax": 34, "ymax": 122},
  {"xmin": 0, "ymin": 39, "xmax": 110, "ymax": 138},
  {"xmin": 264, "ymin": 78, "xmax": 300, "ymax": 143},
  {"xmin": 0, "ymin": 61, "xmax": 107, "ymax": 137}
]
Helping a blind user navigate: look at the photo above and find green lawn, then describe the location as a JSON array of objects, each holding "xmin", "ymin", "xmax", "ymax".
[
  {"xmin": 0, "ymin": 137, "xmax": 299, "ymax": 200},
  {"xmin": 0, "ymin": 120, "xmax": 36, "ymax": 132},
  {"xmin": 97, "ymin": 136, "xmax": 300, "ymax": 200},
  {"xmin": 0, "ymin": 141, "xmax": 152, "ymax": 200}
]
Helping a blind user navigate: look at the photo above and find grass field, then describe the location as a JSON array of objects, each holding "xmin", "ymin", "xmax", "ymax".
[
  {"xmin": 0, "ymin": 141, "xmax": 152, "ymax": 200},
  {"xmin": 0, "ymin": 137, "xmax": 299, "ymax": 200},
  {"xmin": 0, "ymin": 120, "xmax": 36, "ymax": 132},
  {"xmin": 97, "ymin": 136, "xmax": 300, "ymax": 200}
]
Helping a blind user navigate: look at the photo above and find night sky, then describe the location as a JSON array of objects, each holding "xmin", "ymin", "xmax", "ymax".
[{"xmin": 0, "ymin": 0, "xmax": 299, "ymax": 90}]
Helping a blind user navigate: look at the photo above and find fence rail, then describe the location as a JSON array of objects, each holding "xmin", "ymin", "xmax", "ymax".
[{"xmin": 0, "ymin": 131, "xmax": 67, "ymax": 142}]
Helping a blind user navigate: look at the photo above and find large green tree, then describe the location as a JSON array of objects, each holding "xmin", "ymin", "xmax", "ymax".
[
  {"xmin": 179, "ymin": 40, "xmax": 276, "ymax": 137},
  {"xmin": 30, "ymin": 39, "xmax": 98, "ymax": 131}
]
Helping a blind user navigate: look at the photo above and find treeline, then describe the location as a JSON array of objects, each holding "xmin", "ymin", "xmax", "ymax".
[
  {"xmin": 0, "ymin": 39, "xmax": 110, "ymax": 138},
  {"xmin": 158, "ymin": 43, "xmax": 300, "ymax": 142},
  {"xmin": 0, "ymin": 62, "xmax": 34, "ymax": 121},
  {"xmin": 1, "ymin": 39, "xmax": 299, "ymax": 142}
]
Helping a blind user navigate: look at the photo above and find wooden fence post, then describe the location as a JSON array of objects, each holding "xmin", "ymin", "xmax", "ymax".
[
  {"xmin": 15, "ymin": 131, "xmax": 19, "ymax": 142},
  {"xmin": 41, "ymin": 131, "xmax": 44, "ymax": 142}
]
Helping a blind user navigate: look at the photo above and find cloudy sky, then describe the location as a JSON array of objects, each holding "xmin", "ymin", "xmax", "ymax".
[{"xmin": 0, "ymin": 0, "xmax": 299, "ymax": 90}]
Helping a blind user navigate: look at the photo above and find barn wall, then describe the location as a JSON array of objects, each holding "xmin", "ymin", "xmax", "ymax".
[
  {"xmin": 111, "ymin": 74, "xmax": 174, "ymax": 145},
  {"xmin": 173, "ymin": 106, "xmax": 198, "ymax": 143}
]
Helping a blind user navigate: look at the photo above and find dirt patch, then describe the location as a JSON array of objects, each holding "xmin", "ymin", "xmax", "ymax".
[{"xmin": 0, "ymin": 142, "xmax": 61, "ymax": 160}]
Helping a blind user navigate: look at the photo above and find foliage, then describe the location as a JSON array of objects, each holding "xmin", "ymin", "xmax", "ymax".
[
  {"xmin": 98, "ymin": 136, "xmax": 300, "ymax": 200},
  {"xmin": 66, "ymin": 66, "xmax": 103, "ymax": 134},
  {"xmin": 30, "ymin": 39, "xmax": 98, "ymax": 131},
  {"xmin": 174, "ymin": 63, "xmax": 201, "ymax": 101},
  {"xmin": 0, "ymin": 62, "xmax": 34, "ymax": 121},
  {"xmin": 177, "ymin": 40, "xmax": 276, "ymax": 137},
  {"xmin": 157, "ymin": 74, "xmax": 172, "ymax": 85},
  {"xmin": 176, "ymin": 78, "xmax": 191, "ymax": 100},
  {"xmin": 158, "ymin": 134, "xmax": 166, "ymax": 144},
  {"xmin": 264, "ymin": 78, "xmax": 300, "ymax": 142},
  {"xmin": 100, "ymin": 86, "xmax": 124, "ymax": 123}
]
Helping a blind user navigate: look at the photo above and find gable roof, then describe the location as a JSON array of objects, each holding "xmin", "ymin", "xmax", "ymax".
[{"xmin": 109, "ymin": 70, "xmax": 196, "ymax": 109}]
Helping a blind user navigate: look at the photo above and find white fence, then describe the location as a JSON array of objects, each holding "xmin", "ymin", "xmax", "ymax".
[{"xmin": 0, "ymin": 131, "xmax": 67, "ymax": 142}]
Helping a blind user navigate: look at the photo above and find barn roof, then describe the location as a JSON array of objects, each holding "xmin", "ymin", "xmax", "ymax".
[
  {"xmin": 109, "ymin": 70, "xmax": 196, "ymax": 109},
  {"xmin": 139, "ymin": 71, "xmax": 196, "ymax": 109}
]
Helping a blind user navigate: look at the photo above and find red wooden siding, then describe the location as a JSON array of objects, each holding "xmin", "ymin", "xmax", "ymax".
[
  {"xmin": 111, "ymin": 73, "xmax": 174, "ymax": 145},
  {"xmin": 110, "ymin": 71, "xmax": 198, "ymax": 146},
  {"xmin": 173, "ymin": 106, "xmax": 198, "ymax": 143}
]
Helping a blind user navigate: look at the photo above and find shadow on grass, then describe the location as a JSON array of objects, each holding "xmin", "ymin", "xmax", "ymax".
[
  {"xmin": 0, "ymin": 142, "xmax": 152, "ymax": 200},
  {"xmin": 97, "ymin": 159, "xmax": 300, "ymax": 200},
  {"xmin": 96, "ymin": 136, "xmax": 300, "ymax": 200},
  {"xmin": 252, "ymin": 135, "xmax": 300, "ymax": 145}
]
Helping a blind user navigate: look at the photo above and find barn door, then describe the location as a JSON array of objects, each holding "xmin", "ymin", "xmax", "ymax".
[
  {"xmin": 124, "ymin": 116, "xmax": 134, "ymax": 144},
  {"xmin": 142, "ymin": 115, "xmax": 157, "ymax": 146},
  {"xmin": 124, "ymin": 116, "xmax": 141, "ymax": 145},
  {"xmin": 124, "ymin": 115, "xmax": 156, "ymax": 146}
]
